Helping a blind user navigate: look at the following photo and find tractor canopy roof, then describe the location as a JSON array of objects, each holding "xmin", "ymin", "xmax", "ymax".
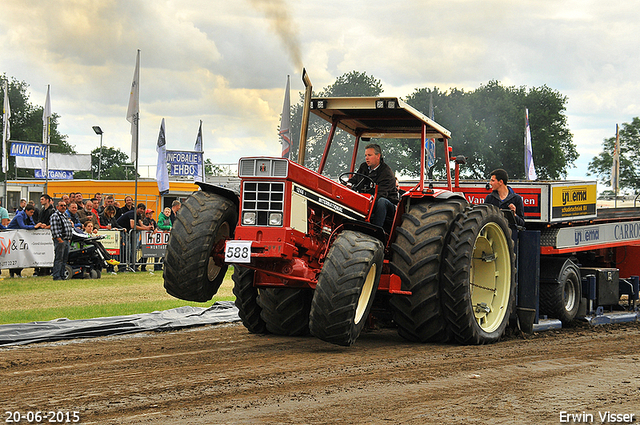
[{"xmin": 309, "ymin": 97, "xmax": 451, "ymax": 140}]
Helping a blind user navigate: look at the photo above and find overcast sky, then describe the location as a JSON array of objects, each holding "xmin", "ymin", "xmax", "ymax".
[{"xmin": 2, "ymin": 0, "xmax": 638, "ymax": 184}]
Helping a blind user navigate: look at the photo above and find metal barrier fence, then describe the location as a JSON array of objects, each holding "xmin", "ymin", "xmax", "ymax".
[{"xmin": 98, "ymin": 230, "xmax": 169, "ymax": 272}]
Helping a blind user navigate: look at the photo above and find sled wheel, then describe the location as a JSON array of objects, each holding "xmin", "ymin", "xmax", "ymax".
[
  {"xmin": 232, "ymin": 266, "xmax": 267, "ymax": 334},
  {"xmin": 164, "ymin": 191, "xmax": 237, "ymax": 302},
  {"xmin": 309, "ymin": 231, "xmax": 384, "ymax": 346},
  {"xmin": 441, "ymin": 204, "xmax": 516, "ymax": 345},
  {"xmin": 258, "ymin": 288, "xmax": 312, "ymax": 336},
  {"xmin": 540, "ymin": 259, "xmax": 581, "ymax": 325},
  {"xmin": 389, "ymin": 198, "xmax": 467, "ymax": 342}
]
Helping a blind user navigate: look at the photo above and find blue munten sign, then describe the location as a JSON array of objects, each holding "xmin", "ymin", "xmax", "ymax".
[
  {"xmin": 35, "ymin": 169, "xmax": 73, "ymax": 180},
  {"xmin": 10, "ymin": 142, "xmax": 47, "ymax": 158},
  {"xmin": 166, "ymin": 150, "xmax": 202, "ymax": 176}
]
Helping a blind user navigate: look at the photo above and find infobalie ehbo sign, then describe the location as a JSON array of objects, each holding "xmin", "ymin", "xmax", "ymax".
[{"xmin": 166, "ymin": 150, "xmax": 202, "ymax": 176}]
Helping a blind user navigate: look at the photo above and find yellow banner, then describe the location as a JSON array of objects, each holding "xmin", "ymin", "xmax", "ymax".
[{"xmin": 551, "ymin": 184, "xmax": 597, "ymax": 219}]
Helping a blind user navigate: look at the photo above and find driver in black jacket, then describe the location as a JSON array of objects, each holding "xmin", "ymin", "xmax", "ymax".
[{"xmin": 349, "ymin": 143, "xmax": 398, "ymax": 227}]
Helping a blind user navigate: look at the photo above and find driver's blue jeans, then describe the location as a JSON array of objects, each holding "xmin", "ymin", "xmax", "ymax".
[{"xmin": 370, "ymin": 197, "xmax": 395, "ymax": 227}]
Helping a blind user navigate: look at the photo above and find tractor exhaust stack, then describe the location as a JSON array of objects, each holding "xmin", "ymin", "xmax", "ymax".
[{"xmin": 297, "ymin": 68, "xmax": 312, "ymax": 166}]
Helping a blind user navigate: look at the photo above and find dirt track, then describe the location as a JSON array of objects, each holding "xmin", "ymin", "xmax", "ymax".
[{"xmin": 1, "ymin": 321, "xmax": 639, "ymax": 424}]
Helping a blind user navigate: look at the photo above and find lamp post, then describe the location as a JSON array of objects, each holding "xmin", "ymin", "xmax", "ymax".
[{"xmin": 92, "ymin": 126, "xmax": 103, "ymax": 180}]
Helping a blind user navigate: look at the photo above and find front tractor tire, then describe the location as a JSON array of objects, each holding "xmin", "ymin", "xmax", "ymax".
[
  {"xmin": 164, "ymin": 191, "xmax": 237, "ymax": 302},
  {"xmin": 389, "ymin": 198, "xmax": 468, "ymax": 342},
  {"xmin": 441, "ymin": 204, "xmax": 516, "ymax": 345},
  {"xmin": 309, "ymin": 231, "xmax": 384, "ymax": 346}
]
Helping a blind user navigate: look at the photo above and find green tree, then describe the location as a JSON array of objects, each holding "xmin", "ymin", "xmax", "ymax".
[
  {"xmin": 1, "ymin": 74, "xmax": 73, "ymax": 179},
  {"xmin": 75, "ymin": 146, "xmax": 135, "ymax": 180},
  {"xmin": 390, "ymin": 87, "xmax": 481, "ymax": 178},
  {"xmin": 205, "ymin": 157, "xmax": 223, "ymax": 176},
  {"xmin": 288, "ymin": 71, "xmax": 384, "ymax": 177},
  {"xmin": 405, "ymin": 82, "xmax": 577, "ymax": 180},
  {"xmin": 587, "ymin": 118, "xmax": 640, "ymax": 191}
]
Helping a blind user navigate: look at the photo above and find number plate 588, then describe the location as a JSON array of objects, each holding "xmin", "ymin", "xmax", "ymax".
[{"xmin": 224, "ymin": 241, "xmax": 252, "ymax": 263}]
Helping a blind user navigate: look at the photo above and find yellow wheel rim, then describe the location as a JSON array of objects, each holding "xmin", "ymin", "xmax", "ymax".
[
  {"xmin": 470, "ymin": 222, "xmax": 511, "ymax": 333},
  {"xmin": 355, "ymin": 264, "xmax": 376, "ymax": 325}
]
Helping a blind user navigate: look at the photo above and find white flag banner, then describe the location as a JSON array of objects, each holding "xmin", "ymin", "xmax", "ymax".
[
  {"xmin": 42, "ymin": 85, "xmax": 51, "ymax": 175},
  {"xmin": 611, "ymin": 124, "xmax": 620, "ymax": 193},
  {"xmin": 194, "ymin": 120, "xmax": 204, "ymax": 183},
  {"xmin": 524, "ymin": 108, "xmax": 537, "ymax": 180},
  {"xmin": 2, "ymin": 80, "xmax": 10, "ymax": 173},
  {"xmin": 16, "ymin": 153, "xmax": 91, "ymax": 171},
  {"xmin": 126, "ymin": 50, "xmax": 140, "ymax": 163},
  {"xmin": 156, "ymin": 118, "xmax": 169, "ymax": 194}
]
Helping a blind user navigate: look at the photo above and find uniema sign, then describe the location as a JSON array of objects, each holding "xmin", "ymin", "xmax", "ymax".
[
  {"xmin": 166, "ymin": 150, "xmax": 202, "ymax": 176},
  {"xmin": 554, "ymin": 220, "xmax": 640, "ymax": 249},
  {"xmin": 10, "ymin": 142, "xmax": 47, "ymax": 158},
  {"xmin": 35, "ymin": 169, "xmax": 73, "ymax": 180}
]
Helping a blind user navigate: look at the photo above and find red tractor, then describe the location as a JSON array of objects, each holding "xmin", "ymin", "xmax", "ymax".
[{"xmin": 164, "ymin": 71, "xmax": 516, "ymax": 346}]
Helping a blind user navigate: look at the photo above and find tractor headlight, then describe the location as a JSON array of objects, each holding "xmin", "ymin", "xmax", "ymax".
[
  {"xmin": 269, "ymin": 213, "xmax": 282, "ymax": 226},
  {"xmin": 243, "ymin": 212, "xmax": 256, "ymax": 225}
]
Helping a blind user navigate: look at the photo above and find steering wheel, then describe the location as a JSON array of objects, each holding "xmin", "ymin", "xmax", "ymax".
[{"xmin": 339, "ymin": 172, "xmax": 376, "ymax": 193}]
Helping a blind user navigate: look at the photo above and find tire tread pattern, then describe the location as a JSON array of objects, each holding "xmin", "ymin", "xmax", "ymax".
[
  {"xmin": 309, "ymin": 231, "xmax": 383, "ymax": 346},
  {"xmin": 164, "ymin": 191, "xmax": 237, "ymax": 302},
  {"xmin": 258, "ymin": 288, "xmax": 312, "ymax": 336},
  {"xmin": 539, "ymin": 261, "xmax": 581, "ymax": 324},
  {"xmin": 388, "ymin": 198, "xmax": 467, "ymax": 342}
]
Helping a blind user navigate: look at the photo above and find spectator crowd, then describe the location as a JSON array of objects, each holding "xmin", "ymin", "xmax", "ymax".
[{"xmin": 0, "ymin": 192, "xmax": 182, "ymax": 279}]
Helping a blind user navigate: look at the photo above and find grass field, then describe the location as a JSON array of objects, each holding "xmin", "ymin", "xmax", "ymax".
[{"xmin": 0, "ymin": 267, "xmax": 235, "ymax": 325}]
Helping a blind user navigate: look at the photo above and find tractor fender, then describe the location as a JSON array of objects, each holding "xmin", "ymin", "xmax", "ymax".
[
  {"xmin": 196, "ymin": 181, "xmax": 240, "ymax": 209},
  {"xmin": 401, "ymin": 189, "xmax": 466, "ymax": 214},
  {"xmin": 342, "ymin": 218, "xmax": 387, "ymax": 245},
  {"xmin": 433, "ymin": 190, "xmax": 467, "ymax": 201}
]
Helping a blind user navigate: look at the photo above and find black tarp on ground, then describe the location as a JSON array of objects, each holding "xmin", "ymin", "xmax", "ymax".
[{"xmin": 0, "ymin": 301, "xmax": 240, "ymax": 347}]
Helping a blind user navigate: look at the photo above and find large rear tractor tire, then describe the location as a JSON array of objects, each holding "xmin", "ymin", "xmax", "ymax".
[
  {"xmin": 258, "ymin": 288, "xmax": 312, "ymax": 336},
  {"xmin": 232, "ymin": 266, "xmax": 267, "ymax": 334},
  {"xmin": 540, "ymin": 259, "xmax": 581, "ymax": 325},
  {"xmin": 441, "ymin": 204, "xmax": 516, "ymax": 345},
  {"xmin": 309, "ymin": 231, "xmax": 384, "ymax": 346},
  {"xmin": 164, "ymin": 191, "xmax": 237, "ymax": 302},
  {"xmin": 389, "ymin": 198, "xmax": 468, "ymax": 342}
]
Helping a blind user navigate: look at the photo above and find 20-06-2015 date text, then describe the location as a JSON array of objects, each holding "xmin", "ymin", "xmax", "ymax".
[{"xmin": 4, "ymin": 411, "xmax": 80, "ymax": 423}]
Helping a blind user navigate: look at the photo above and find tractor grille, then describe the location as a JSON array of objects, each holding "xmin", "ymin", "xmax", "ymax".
[
  {"xmin": 239, "ymin": 158, "xmax": 288, "ymax": 178},
  {"xmin": 242, "ymin": 181, "xmax": 285, "ymax": 226}
]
